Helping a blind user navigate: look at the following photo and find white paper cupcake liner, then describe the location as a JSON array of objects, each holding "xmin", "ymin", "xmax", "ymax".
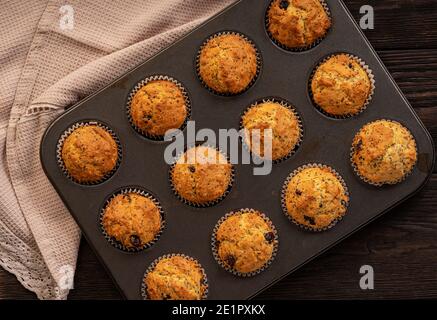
[
  {"xmin": 350, "ymin": 119, "xmax": 418, "ymax": 187},
  {"xmin": 56, "ymin": 121, "xmax": 122, "ymax": 185},
  {"xmin": 239, "ymin": 97, "xmax": 303, "ymax": 164},
  {"xmin": 281, "ymin": 163, "xmax": 350, "ymax": 232},
  {"xmin": 100, "ymin": 187, "xmax": 165, "ymax": 253},
  {"xmin": 309, "ymin": 53, "xmax": 376, "ymax": 119},
  {"xmin": 211, "ymin": 208, "xmax": 279, "ymax": 277},
  {"xmin": 126, "ymin": 75, "xmax": 191, "ymax": 140},
  {"xmin": 196, "ymin": 31, "xmax": 262, "ymax": 96},
  {"xmin": 141, "ymin": 253, "xmax": 208, "ymax": 300},
  {"xmin": 265, "ymin": 0, "xmax": 332, "ymax": 52}
]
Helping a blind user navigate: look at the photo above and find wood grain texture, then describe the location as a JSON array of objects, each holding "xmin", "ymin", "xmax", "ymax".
[
  {"xmin": 0, "ymin": 0, "xmax": 436, "ymax": 299},
  {"xmin": 346, "ymin": 0, "xmax": 437, "ymax": 50}
]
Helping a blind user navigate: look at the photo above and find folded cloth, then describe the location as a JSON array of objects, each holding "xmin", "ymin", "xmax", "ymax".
[{"xmin": 0, "ymin": 0, "xmax": 233, "ymax": 299}]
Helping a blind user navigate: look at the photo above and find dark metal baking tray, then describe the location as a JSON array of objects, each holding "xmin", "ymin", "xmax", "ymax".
[{"xmin": 40, "ymin": 0, "xmax": 435, "ymax": 299}]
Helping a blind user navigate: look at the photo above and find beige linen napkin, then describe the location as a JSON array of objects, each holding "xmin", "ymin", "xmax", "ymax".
[{"xmin": 0, "ymin": 0, "xmax": 233, "ymax": 299}]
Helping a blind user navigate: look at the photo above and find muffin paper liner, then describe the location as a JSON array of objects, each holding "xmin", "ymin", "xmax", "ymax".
[
  {"xmin": 126, "ymin": 75, "xmax": 191, "ymax": 140},
  {"xmin": 56, "ymin": 121, "xmax": 122, "ymax": 185},
  {"xmin": 195, "ymin": 31, "xmax": 262, "ymax": 96},
  {"xmin": 141, "ymin": 253, "xmax": 208, "ymax": 300},
  {"xmin": 100, "ymin": 187, "xmax": 165, "ymax": 253},
  {"xmin": 239, "ymin": 97, "xmax": 303, "ymax": 164},
  {"xmin": 265, "ymin": 0, "xmax": 332, "ymax": 52},
  {"xmin": 350, "ymin": 119, "xmax": 418, "ymax": 187},
  {"xmin": 169, "ymin": 145, "xmax": 235, "ymax": 208},
  {"xmin": 211, "ymin": 208, "xmax": 279, "ymax": 277},
  {"xmin": 309, "ymin": 53, "xmax": 376, "ymax": 119},
  {"xmin": 281, "ymin": 163, "xmax": 350, "ymax": 232}
]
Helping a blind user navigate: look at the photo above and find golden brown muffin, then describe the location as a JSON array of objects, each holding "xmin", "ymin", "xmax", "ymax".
[
  {"xmin": 144, "ymin": 255, "xmax": 206, "ymax": 300},
  {"xmin": 242, "ymin": 101, "xmax": 301, "ymax": 161},
  {"xmin": 311, "ymin": 54, "xmax": 372, "ymax": 116},
  {"xmin": 61, "ymin": 125, "xmax": 118, "ymax": 183},
  {"xmin": 283, "ymin": 166, "xmax": 349, "ymax": 230},
  {"xmin": 171, "ymin": 146, "xmax": 233, "ymax": 206},
  {"xmin": 102, "ymin": 192, "xmax": 162, "ymax": 250},
  {"xmin": 214, "ymin": 210, "xmax": 277, "ymax": 275},
  {"xmin": 129, "ymin": 79, "xmax": 188, "ymax": 137},
  {"xmin": 351, "ymin": 120, "xmax": 417, "ymax": 185},
  {"xmin": 198, "ymin": 33, "xmax": 258, "ymax": 95},
  {"xmin": 267, "ymin": 0, "xmax": 331, "ymax": 49}
]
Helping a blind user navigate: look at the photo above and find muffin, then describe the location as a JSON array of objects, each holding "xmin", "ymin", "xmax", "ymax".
[
  {"xmin": 171, "ymin": 146, "xmax": 233, "ymax": 206},
  {"xmin": 213, "ymin": 209, "xmax": 277, "ymax": 275},
  {"xmin": 241, "ymin": 100, "xmax": 301, "ymax": 161},
  {"xmin": 351, "ymin": 120, "xmax": 417, "ymax": 185},
  {"xmin": 267, "ymin": 0, "xmax": 331, "ymax": 49},
  {"xmin": 283, "ymin": 166, "xmax": 349, "ymax": 230},
  {"xmin": 129, "ymin": 79, "xmax": 188, "ymax": 137},
  {"xmin": 102, "ymin": 191, "xmax": 162, "ymax": 250},
  {"xmin": 61, "ymin": 124, "xmax": 118, "ymax": 183},
  {"xmin": 144, "ymin": 255, "xmax": 207, "ymax": 300},
  {"xmin": 311, "ymin": 54, "xmax": 372, "ymax": 117},
  {"xmin": 198, "ymin": 33, "xmax": 258, "ymax": 95}
]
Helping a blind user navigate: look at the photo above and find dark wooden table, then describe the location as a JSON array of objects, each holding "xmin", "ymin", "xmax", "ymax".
[{"xmin": 1, "ymin": 0, "xmax": 436, "ymax": 299}]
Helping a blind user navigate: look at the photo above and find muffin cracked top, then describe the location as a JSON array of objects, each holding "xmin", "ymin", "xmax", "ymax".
[
  {"xmin": 311, "ymin": 54, "xmax": 372, "ymax": 116},
  {"xmin": 144, "ymin": 255, "xmax": 206, "ymax": 300},
  {"xmin": 102, "ymin": 192, "xmax": 162, "ymax": 250},
  {"xmin": 215, "ymin": 210, "xmax": 277, "ymax": 275},
  {"xmin": 283, "ymin": 166, "xmax": 349, "ymax": 230},
  {"xmin": 198, "ymin": 33, "xmax": 258, "ymax": 95},
  {"xmin": 267, "ymin": 0, "xmax": 331, "ymax": 49},
  {"xmin": 61, "ymin": 125, "xmax": 118, "ymax": 183},
  {"xmin": 171, "ymin": 146, "xmax": 232, "ymax": 205},
  {"xmin": 242, "ymin": 101, "xmax": 301, "ymax": 161},
  {"xmin": 351, "ymin": 120, "xmax": 417, "ymax": 185},
  {"xmin": 130, "ymin": 79, "xmax": 188, "ymax": 137}
]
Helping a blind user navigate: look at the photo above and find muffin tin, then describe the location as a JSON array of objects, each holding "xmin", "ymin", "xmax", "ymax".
[{"xmin": 40, "ymin": 0, "xmax": 435, "ymax": 299}]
